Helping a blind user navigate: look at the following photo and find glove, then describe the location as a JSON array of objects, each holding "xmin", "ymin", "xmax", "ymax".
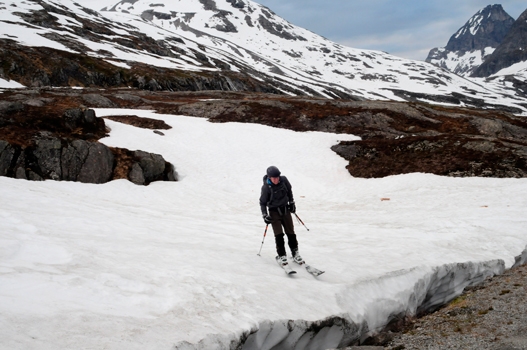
[
  {"xmin": 263, "ymin": 214, "xmax": 273, "ymax": 224},
  {"xmin": 288, "ymin": 202, "xmax": 296, "ymax": 213}
]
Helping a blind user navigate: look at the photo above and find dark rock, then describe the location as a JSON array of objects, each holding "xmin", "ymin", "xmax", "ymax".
[
  {"xmin": 2, "ymin": 136, "xmax": 115, "ymax": 183},
  {"xmin": 64, "ymin": 108, "xmax": 96, "ymax": 130},
  {"xmin": 14, "ymin": 151, "xmax": 27, "ymax": 180},
  {"xmin": 257, "ymin": 14, "xmax": 307, "ymax": 41},
  {"xmin": 199, "ymin": 0, "xmax": 218, "ymax": 11},
  {"xmin": 0, "ymin": 140, "xmax": 15, "ymax": 176},
  {"xmin": 133, "ymin": 150, "xmax": 167, "ymax": 183},
  {"xmin": 28, "ymin": 170, "xmax": 43, "ymax": 181},
  {"xmin": 33, "ymin": 137, "xmax": 63, "ymax": 180},
  {"xmin": 445, "ymin": 5, "xmax": 513, "ymax": 52},
  {"xmin": 472, "ymin": 8, "xmax": 527, "ymax": 77},
  {"xmin": 81, "ymin": 94, "xmax": 116, "ymax": 108},
  {"xmin": 61, "ymin": 139, "xmax": 89, "ymax": 181},
  {"xmin": 128, "ymin": 162, "xmax": 145, "ymax": 185},
  {"xmin": 226, "ymin": 0, "xmax": 245, "ymax": 9},
  {"xmin": 141, "ymin": 10, "xmax": 172, "ymax": 21},
  {"xmin": 165, "ymin": 163, "xmax": 177, "ymax": 181},
  {"xmin": 0, "ymin": 101, "xmax": 25, "ymax": 119},
  {"xmin": 77, "ymin": 142, "xmax": 114, "ymax": 183}
]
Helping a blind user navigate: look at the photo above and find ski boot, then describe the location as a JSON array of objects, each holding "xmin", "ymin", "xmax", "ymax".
[
  {"xmin": 276, "ymin": 255, "xmax": 289, "ymax": 267},
  {"xmin": 292, "ymin": 249, "xmax": 305, "ymax": 265}
]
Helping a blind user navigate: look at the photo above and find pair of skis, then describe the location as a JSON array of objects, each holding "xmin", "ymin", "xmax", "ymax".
[
  {"xmin": 276, "ymin": 256, "xmax": 324, "ymax": 277},
  {"xmin": 259, "ymin": 217, "xmax": 323, "ymax": 277}
]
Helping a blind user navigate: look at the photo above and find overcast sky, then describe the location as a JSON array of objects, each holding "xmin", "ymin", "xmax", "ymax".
[{"xmin": 84, "ymin": 1, "xmax": 526, "ymax": 61}]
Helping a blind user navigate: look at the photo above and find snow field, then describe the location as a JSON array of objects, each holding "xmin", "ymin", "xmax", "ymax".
[{"xmin": 0, "ymin": 109, "xmax": 526, "ymax": 349}]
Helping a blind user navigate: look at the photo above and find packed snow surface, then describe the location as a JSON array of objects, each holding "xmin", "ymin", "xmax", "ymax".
[{"xmin": 1, "ymin": 109, "xmax": 526, "ymax": 349}]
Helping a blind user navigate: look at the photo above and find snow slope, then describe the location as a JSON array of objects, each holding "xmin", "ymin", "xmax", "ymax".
[
  {"xmin": 1, "ymin": 109, "xmax": 526, "ymax": 349},
  {"xmin": 104, "ymin": 0, "xmax": 526, "ymax": 108},
  {"xmin": 1, "ymin": 0, "xmax": 527, "ymax": 112}
]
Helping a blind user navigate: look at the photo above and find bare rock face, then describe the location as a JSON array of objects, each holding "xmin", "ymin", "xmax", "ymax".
[
  {"xmin": 0, "ymin": 135, "xmax": 176, "ymax": 185},
  {"xmin": 9, "ymin": 136, "xmax": 115, "ymax": 183},
  {"xmin": 472, "ymin": 8, "xmax": 527, "ymax": 77},
  {"xmin": 0, "ymin": 140, "xmax": 15, "ymax": 176},
  {"xmin": 445, "ymin": 5, "xmax": 514, "ymax": 52},
  {"xmin": 0, "ymin": 97, "xmax": 178, "ymax": 185},
  {"xmin": 129, "ymin": 150, "xmax": 176, "ymax": 185},
  {"xmin": 75, "ymin": 141, "xmax": 115, "ymax": 183}
]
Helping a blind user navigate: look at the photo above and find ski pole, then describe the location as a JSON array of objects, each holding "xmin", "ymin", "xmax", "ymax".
[
  {"xmin": 293, "ymin": 213, "xmax": 310, "ymax": 231},
  {"xmin": 257, "ymin": 224, "xmax": 268, "ymax": 256}
]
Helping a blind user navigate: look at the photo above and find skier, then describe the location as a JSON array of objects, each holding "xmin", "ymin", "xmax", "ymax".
[{"xmin": 260, "ymin": 165, "xmax": 304, "ymax": 268}]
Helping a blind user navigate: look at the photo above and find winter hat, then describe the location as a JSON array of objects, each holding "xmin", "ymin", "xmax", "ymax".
[{"xmin": 266, "ymin": 166, "xmax": 281, "ymax": 177}]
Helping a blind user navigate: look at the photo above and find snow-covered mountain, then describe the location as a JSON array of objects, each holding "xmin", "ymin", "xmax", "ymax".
[
  {"xmin": 0, "ymin": 0, "xmax": 526, "ymax": 113},
  {"xmin": 426, "ymin": 5, "xmax": 515, "ymax": 77}
]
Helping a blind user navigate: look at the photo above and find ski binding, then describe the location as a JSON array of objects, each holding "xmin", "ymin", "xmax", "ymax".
[{"xmin": 276, "ymin": 256, "xmax": 297, "ymax": 275}]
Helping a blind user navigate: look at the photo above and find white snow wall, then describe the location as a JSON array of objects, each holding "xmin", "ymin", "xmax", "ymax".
[{"xmin": 174, "ymin": 246, "xmax": 527, "ymax": 350}]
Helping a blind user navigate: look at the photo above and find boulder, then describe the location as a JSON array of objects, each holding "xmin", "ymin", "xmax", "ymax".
[
  {"xmin": 130, "ymin": 150, "xmax": 175, "ymax": 185},
  {"xmin": 61, "ymin": 139, "xmax": 89, "ymax": 181},
  {"xmin": 33, "ymin": 137, "xmax": 63, "ymax": 180},
  {"xmin": 77, "ymin": 142, "xmax": 114, "ymax": 184},
  {"xmin": 63, "ymin": 108, "xmax": 98, "ymax": 131},
  {"xmin": 81, "ymin": 94, "xmax": 116, "ymax": 108},
  {"xmin": 128, "ymin": 163, "xmax": 145, "ymax": 185}
]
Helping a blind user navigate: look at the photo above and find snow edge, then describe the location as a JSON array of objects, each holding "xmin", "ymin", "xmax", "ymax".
[{"xmin": 172, "ymin": 245, "xmax": 527, "ymax": 350}]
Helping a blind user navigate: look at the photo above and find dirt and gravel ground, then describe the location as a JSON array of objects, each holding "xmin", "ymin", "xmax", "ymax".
[
  {"xmin": 338, "ymin": 263, "xmax": 527, "ymax": 350},
  {"xmin": 385, "ymin": 262, "xmax": 527, "ymax": 349}
]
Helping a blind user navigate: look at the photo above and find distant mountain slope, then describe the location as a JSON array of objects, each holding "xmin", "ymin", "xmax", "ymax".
[
  {"xmin": 426, "ymin": 5, "xmax": 514, "ymax": 77},
  {"xmin": 0, "ymin": 0, "xmax": 526, "ymax": 113}
]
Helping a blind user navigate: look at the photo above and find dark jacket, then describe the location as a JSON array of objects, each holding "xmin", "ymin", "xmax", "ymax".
[{"xmin": 260, "ymin": 175, "xmax": 294, "ymax": 215}]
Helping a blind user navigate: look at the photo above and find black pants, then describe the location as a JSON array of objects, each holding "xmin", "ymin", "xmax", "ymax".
[{"xmin": 269, "ymin": 210, "xmax": 298, "ymax": 257}]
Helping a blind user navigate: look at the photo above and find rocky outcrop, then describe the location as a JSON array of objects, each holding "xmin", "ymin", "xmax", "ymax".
[
  {"xmin": 0, "ymin": 135, "xmax": 177, "ymax": 185},
  {"xmin": 129, "ymin": 150, "xmax": 177, "ymax": 185},
  {"xmin": 0, "ymin": 39, "xmax": 280, "ymax": 94},
  {"xmin": 1, "ymin": 136, "xmax": 114, "ymax": 183},
  {"xmin": 0, "ymin": 96, "xmax": 177, "ymax": 185},
  {"xmin": 0, "ymin": 136, "xmax": 176, "ymax": 185},
  {"xmin": 472, "ymin": 8, "xmax": 527, "ymax": 77}
]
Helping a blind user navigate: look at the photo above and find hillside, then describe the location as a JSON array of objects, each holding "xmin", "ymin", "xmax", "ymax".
[{"xmin": 0, "ymin": 0, "xmax": 526, "ymax": 113}]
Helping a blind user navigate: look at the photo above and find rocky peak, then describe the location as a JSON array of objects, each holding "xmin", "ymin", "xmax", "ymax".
[
  {"xmin": 472, "ymin": 8, "xmax": 527, "ymax": 77},
  {"xmin": 426, "ymin": 4, "xmax": 515, "ymax": 76},
  {"xmin": 446, "ymin": 4, "xmax": 514, "ymax": 52}
]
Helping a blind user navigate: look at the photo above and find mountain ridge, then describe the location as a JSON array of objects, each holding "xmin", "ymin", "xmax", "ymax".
[
  {"xmin": 425, "ymin": 4, "xmax": 515, "ymax": 77},
  {"xmin": 472, "ymin": 8, "xmax": 527, "ymax": 77},
  {"xmin": 0, "ymin": 0, "xmax": 525, "ymax": 113}
]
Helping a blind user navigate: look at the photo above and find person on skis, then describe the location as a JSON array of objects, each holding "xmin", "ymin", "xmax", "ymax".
[{"xmin": 260, "ymin": 166, "xmax": 304, "ymax": 268}]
